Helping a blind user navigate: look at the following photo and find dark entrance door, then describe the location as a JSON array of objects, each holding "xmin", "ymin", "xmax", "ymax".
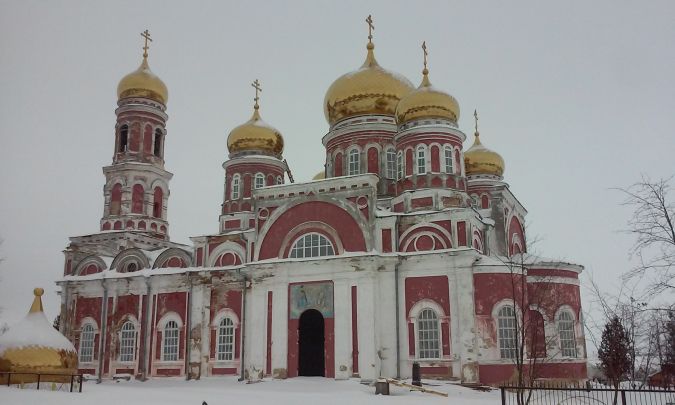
[{"xmin": 298, "ymin": 309, "xmax": 325, "ymax": 376}]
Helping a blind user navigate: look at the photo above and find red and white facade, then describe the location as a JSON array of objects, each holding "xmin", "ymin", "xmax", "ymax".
[{"xmin": 57, "ymin": 44, "xmax": 586, "ymax": 387}]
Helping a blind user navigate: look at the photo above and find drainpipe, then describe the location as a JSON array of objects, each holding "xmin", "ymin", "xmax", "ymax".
[
  {"xmin": 139, "ymin": 277, "xmax": 153, "ymax": 381},
  {"xmin": 97, "ymin": 279, "xmax": 109, "ymax": 384},
  {"xmin": 394, "ymin": 257, "xmax": 402, "ymax": 379},
  {"xmin": 238, "ymin": 270, "xmax": 248, "ymax": 381},
  {"xmin": 184, "ymin": 273, "xmax": 193, "ymax": 380}
]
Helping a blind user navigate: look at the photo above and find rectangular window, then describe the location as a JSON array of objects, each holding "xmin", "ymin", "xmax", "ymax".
[
  {"xmin": 444, "ymin": 147, "xmax": 453, "ymax": 173},
  {"xmin": 397, "ymin": 152, "xmax": 403, "ymax": 180},
  {"xmin": 386, "ymin": 149, "xmax": 396, "ymax": 179},
  {"xmin": 348, "ymin": 150, "xmax": 360, "ymax": 176},
  {"xmin": 417, "ymin": 148, "xmax": 426, "ymax": 175},
  {"xmin": 162, "ymin": 323, "xmax": 179, "ymax": 362}
]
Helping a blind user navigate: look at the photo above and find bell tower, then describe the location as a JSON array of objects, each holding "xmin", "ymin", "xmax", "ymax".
[{"xmin": 99, "ymin": 31, "xmax": 173, "ymax": 238}]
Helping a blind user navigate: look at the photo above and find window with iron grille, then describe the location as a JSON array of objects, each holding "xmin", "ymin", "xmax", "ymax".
[
  {"xmin": 289, "ymin": 233, "xmax": 335, "ymax": 258},
  {"xmin": 217, "ymin": 318, "xmax": 235, "ymax": 361},
  {"xmin": 417, "ymin": 308, "xmax": 441, "ymax": 359},
  {"xmin": 498, "ymin": 306, "xmax": 518, "ymax": 359},
  {"xmin": 79, "ymin": 323, "xmax": 95, "ymax": 363},
  {"xmin": 162, "ymin": 320, "xmax": 179, "ymax": 361},
  {"xmin": 119, "ymin": 321, "xmax": 136, "ymax": 362},
  {"xmin": 558, "ymin": 311, "xmax": 577, "ymax": 357}
]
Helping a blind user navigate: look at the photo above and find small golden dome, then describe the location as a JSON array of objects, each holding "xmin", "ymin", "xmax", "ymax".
[
  {"xmin": 324, "ymin": 43, "xmax": 413, "ymax": 126},
  {"xmin": 117, "ymin": 56, "xmax": 168, "ymax": 104},
  {"xmin": 0, "ymin": 288, "xmax": 78, "ymax": 384},
  {"xmin": 227, "ymin": 106, "xmax": 284, "ymax": 157},
  {"xmin": 464, "ymin": 133, "xmax": 505, "ymax": 177},
  {"xmin": 312, "ymin": 170, "xmax": 326, "ymax": 180},
  {"xmin": 396, "ymin": 68, "xmax": 460, "ymax": 125}
]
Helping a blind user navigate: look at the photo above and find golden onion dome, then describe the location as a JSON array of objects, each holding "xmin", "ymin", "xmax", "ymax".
[
  {"xmin": 396, "ymin": 67, "xmax": 460, "ymax": 125},
  {"xmin": 324, "ymin": 42, "xmax": 414, "ymax": 126},
  {"xmin": 0, "ymin": 288, "xmax": 78, "ymax": 383},
  {"xmin": 464, "ymin": 132, "xmax": 505, "ymax": 177},
  {"xmin": 117, "ymin": 55, "xmax": 168, "ymax": 104},
  {"xmin": 312, "ymin": 170, "xmax": 326, "ymax": 180},
  {"xmin": 227, "ymin": 105, "xmax": 284, "ymax": 157}
]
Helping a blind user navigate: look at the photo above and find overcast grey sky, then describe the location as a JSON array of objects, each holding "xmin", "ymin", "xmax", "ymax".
[{"xmin": 1, "ymin": 1, "xmax": 674, "ymax": 338}]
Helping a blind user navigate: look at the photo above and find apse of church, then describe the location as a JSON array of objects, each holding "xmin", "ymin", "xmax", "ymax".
[{"xmin": 57, "ymin": 18, "xmax": 586, "ymax": 386}]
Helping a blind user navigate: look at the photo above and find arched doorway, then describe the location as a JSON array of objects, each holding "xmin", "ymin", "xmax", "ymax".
[{"xmin": 298, "ymin": 309, "xmax": 325, "ymax": 376}]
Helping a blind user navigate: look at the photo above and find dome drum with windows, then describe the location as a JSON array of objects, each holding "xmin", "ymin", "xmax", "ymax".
[{"xmin": 0, "ymin": 288, "xmax": 78, "ymax": 384}]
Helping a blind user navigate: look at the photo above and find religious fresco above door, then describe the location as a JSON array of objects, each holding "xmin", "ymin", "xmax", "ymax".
[{"xmin": 289, "ymin": 282, "xmax": 334, "ymax": 319}]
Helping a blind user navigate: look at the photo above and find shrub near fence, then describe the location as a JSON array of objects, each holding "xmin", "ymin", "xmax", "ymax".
[{"xmin": 499, "ymin": 381, "xmax": 675, "ymax": 405}]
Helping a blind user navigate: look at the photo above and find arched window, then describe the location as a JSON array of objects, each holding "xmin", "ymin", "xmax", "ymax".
[
  {"xmin": 162, "ymin": 320, "xmax": 179, "ymax": 361},
  {"xmin": 289, "ymin": 233, "xmax": 335, "ymax": 258},
  {"xmin": 558, "ymin": 311, "xmax": 577, "ymax": 357},
  {"xmin": 153, "ymin": 129, "xmax": 163, "ymax": 157},
  {"xmin": 416, "ymin": 146, "xmax": 426, "ymax": 175},
  {"xmin": 417, "ymin": 308, "xmax": 440, "ymax": 359},
  {"xmin": 444, "ymin": 146, "xmax": 453, "ymax": 174},
  {"xmin": 119, "ymin": 321, "xmax": 137, "ymax": 362},
  {"xmin": 497, "ymin": 306, "xmax": 518, "ymax": 359},
  {"xmin": 397, "ymin": 151, "xmax": 404, "ymax": 180},
  {"xmin": 131, "ymin": 184, "xmax": 144, "ymax": 214},
  {"xmin": 231, "ymin": 174, "xmax": 241, "ymax": 199},
  {"xmin": 153, "ymin": 187, "xmax": 163, "ymax": 218},
  {"xmin": 385, "ymin": 148, "xmax": 396, "ymax": 179},
  {"xmin": 217, "ymin": 318, "xmax": 235, "ymax": 361},
  {"xmin": 79, "ymin": 324, "xmax": 95, "ymax": 363},
  {"xmin": 119, "ymin": 125, "xmax": 129, "ymax": 153},
  {"xmin": 276, "ymin": 175, "xmax": 283, "ymax": 185},
  {"xmin": 254, "ymin": 173, "xmax": 265, "ymax": 189},
  {"xmin": 348, "ymin": 148, "xmax": 360, "ymax": 175},
  {"xmin": 126, "ymin": 262, "xmax": 138, "ymax": 273},
  {"xmin": 110, "ymin": 183, "xmax": 122, "ymax": 216}
]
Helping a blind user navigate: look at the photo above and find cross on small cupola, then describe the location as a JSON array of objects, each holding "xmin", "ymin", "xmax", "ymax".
[
  {"xmin": 366, "ymin": 15, "xmax": 374, "ymax": 44},
  {"xmin": 141, "ymin": 29, "xmax": 152, "ymax": 58},
  {"xmin": 251, "ymin": 79, "xmax": 262, "ymax": 110}
]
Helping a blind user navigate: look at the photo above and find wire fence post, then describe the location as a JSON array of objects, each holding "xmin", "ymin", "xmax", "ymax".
[
  {"xmin": 70, "ymin": 374, "xmax": 74, "ymax": 392},
  {"xmin": 79, "ymin": 375, "xmax": 83, "ymax": 393},
  {"xmin": 36, "ymin": 373, "xmax": 40, "ymax": 390},
  {"xmin": 620, "ymin": 390, "xmax": 627, "ymax": 405},
  {"xmin": 501, "ymin": 386, "xmax": 506, "ymax": 405}
]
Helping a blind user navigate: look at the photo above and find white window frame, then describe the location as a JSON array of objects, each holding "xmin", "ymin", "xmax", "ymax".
[
  {"xmin": 497, "ymin": 305, "xmax": 518, "ymax": 359},
  {"xmin": 162, "ymin": 320, "xmax": 180, "ymax": 362},
  {"xmin": 348, "ymin": 148, "xmax": 360, "ymax": 176},
  {"xmin": 118, "ymin": 321, "xmax": 137, "ymax": 362},
  {"xmin": 231, "ymin": 174, "xmax": 240, "ymax": 199},
  {"xmin": 254, "ymin": 172, "xmax": 265, "ymax": 189},
  {"xmin": 444, "ymin": 145, "xmax": 453, "ymax": 174},
  {"xmin": 289, "ymin": 232, "xmax": 335, "ymax": 258},
  {"xmin": 385, "ymin": 148, "xmax": 396, "ymax": 179},
  {"xmin": 557, "ymin": 311, "xmax": 577, "ymax": 358},
  {"xmin": 416, "ymin": 145, "xmax": 426, "ymax": 175},
  {"xmin": 217, "ymin": 317, "xmax": 235, "ymax": 361},
  {"xmin": 417, "ymin": 308, "xmax": 441, "ymax": 359},
  {"xmin": 79, "ymin": 323, "xmax": 96, "ymax": 363}
]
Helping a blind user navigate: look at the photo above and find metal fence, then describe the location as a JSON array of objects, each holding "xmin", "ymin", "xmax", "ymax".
[
  {"xmin": 1, "ymin": 371, "xmax": 84, "ymax": 393},
  {"xmin": 499, "ymin": 382, "xmax": 675, "ymax": 405}
]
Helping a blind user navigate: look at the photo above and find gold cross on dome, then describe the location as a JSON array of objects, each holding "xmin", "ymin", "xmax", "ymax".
[
  {"xmin": 366, "ymin": 15, "xmax": 374, "ymax": 43},
  {"xmin": 474, "ymin": 109, "xmax": 479, "ymax": 134},
  {"xmin": 141, "ymin": 29, "xmax": 152, "ymax": 58},
  {"xmin": 422, "ymin": 41, "xmax": 428, "ymax": 70},
  {"xmin": 251, "ymin": 79, "xmax": 262, "ymax": 108}
]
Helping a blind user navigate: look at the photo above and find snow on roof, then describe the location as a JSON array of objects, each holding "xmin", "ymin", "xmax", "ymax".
[{"xmin": 0, "ymin": 311, "xmax": 75, "ymax": 356}]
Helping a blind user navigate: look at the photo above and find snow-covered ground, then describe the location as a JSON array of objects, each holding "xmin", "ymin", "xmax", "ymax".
[{"xmin": 0, "ymin": 377, "xmax": 500, "ymax": 405}]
